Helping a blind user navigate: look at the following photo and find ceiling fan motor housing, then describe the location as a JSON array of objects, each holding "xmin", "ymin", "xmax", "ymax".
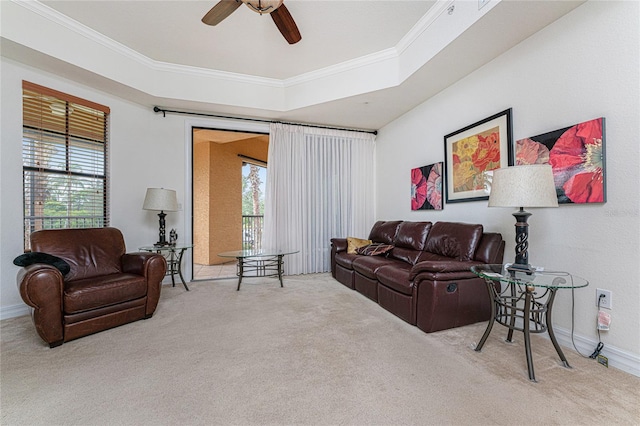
[{"xmin": 244, "ymin": 0, "xmax": 283, "ymax": 14}]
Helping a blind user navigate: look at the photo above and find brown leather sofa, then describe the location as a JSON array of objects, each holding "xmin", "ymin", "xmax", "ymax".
[
  {"xmin": 331, "ymin": 221, "xmax": 504, "ymax": 333},
  {"xmin": 16, "ymin": 227, "xmax": 167, "ymax": 347}
]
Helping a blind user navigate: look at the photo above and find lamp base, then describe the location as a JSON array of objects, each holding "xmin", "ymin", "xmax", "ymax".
[
  {"xmin": 157, "ymin": 210, "xmax": 167, "ymax": 246},
  {"xmin": 513, "ymin": 207, "xmax": 532, "ymax": 268}
]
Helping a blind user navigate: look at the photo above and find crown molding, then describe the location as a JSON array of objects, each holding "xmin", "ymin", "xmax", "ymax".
[
  {"xmin": 15, "ymin": 0, "xmax": 453, "ymax": 91},
  {"xmin": 396, "ymin": 0, "xmax": 454, "ymax": 55},
  {"xmin": 12, "ymin": 0, "xmax": 284, "ymax": 87},
  {"xmin": 283, "ymin": 47, "xmax": 399, "ymax": 88}
]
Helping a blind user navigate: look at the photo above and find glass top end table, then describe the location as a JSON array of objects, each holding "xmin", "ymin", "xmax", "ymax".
[
  {"xmin": 139, "ymin": 244, "xmax": 193, "ymax": 291},
  {"xmin": 471, "ymin": 264, "xmax": 588, "ymax": 382},
  {"xmin": 218, "ymin": 249, "xmax": 298, "ymax": 291}
]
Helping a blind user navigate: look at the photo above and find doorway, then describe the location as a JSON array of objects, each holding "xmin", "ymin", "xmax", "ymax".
[{"xmin": 192, "ymin": 128, "xmax": 269, "ymax": 281}]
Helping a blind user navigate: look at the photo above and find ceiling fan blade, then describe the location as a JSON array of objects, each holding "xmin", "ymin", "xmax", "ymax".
[
  {"xmin": 202, "ymin": 0, "xmax": 242, "ymax": 26},
  {"xmin": 271, "ymin": 4, "xmax": 301, "ymax": 44}
]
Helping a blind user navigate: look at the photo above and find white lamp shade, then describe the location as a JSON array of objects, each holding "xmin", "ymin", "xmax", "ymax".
[
  {"xmin": 143, "ymin": 188, "xmax": 179, "ymax": 211},
  {"xmin": 488, "ymin": 165, "xmax": 558, "ymax": 208}
]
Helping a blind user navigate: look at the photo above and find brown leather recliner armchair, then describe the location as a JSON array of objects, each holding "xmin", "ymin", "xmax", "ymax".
[{"xmin": 16, "ymin": 227, "xmax": 167, "ymax": 347}]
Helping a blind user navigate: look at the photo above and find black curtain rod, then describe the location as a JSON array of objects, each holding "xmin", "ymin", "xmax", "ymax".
[
  {"xmin": 238, "ymin": 154, "xmax": 267, "ymax": 166},
  {"xmin": 153, "ymin": 106, "xmax": 378, "ymax": 135}
]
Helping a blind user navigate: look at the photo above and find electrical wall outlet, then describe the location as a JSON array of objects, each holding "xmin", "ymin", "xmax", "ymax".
[{"xmin": 596, "ymin": 288, "xmax": 612, "ymax": 309}]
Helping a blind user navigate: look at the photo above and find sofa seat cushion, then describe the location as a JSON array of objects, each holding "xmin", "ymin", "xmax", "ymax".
[
  {"xmin": 335, "ymin": 252, "xmax": 359, "ymax": 269},
  {"xmin": 415, "ymin": 251, "xmax": 459, "ymax": 264},
  {"xmin": 376, "ymin": 263, "xmax": 413, "ymax": 296},
  {"xmin": 64, "ymin": 273, "xmax": 147, "ymax": 314},
  {"xmin": 352, "ymin": 256, "xmax": 398, "ymax": 279}
]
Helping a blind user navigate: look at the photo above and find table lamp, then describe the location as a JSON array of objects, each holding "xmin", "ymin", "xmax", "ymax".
[
  {"xmin": 143, "ymin": 188, "xmax": 179, "ymax": 246},
  {"xmin": 488, "ymin": 165, "xmax": 558, "ymax": 269}
]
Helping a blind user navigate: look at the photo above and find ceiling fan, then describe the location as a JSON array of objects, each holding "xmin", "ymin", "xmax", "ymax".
[{"xmin": 202, "ymin": 0, "xmax": 301, "ymax": 45}]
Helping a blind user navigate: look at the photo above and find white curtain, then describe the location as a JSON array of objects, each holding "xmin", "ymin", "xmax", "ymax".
[{"xmin": 264, "ymin": 123, "xmax": 375, "ymax": 275}]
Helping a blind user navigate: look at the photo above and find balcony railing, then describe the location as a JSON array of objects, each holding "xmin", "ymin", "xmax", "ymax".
[
  {"xmin": 242, "ymin": 215, "xmax": 263, "ymax": 250},
  {"xmin": 23, "ymin": 216, "xmax": 105, "ymax": 250}
]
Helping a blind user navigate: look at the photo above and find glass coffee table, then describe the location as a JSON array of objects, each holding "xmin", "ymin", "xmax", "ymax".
[
  {"xmin": 218, "ymin": 249, "xmax": 298, "ymax": 291},
  {"xmin": 471, "ymin": 264, "xmax": 588, "ymax": 382}
]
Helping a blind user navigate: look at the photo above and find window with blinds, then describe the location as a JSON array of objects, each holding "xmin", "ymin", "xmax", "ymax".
[{"xmin": 22, "ymin": 81, "xmax": 110, "ymax": 251}]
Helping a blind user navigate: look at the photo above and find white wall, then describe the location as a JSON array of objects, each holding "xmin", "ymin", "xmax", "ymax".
[
  {"xmin": 376, "ymin": 0, "xmax": 640, "ymax": 371},
  {"xmin": 0, "ymin": 58, "xmax": 189, "ymax": 312},
  {"xmin": 0, "ymin": 57, "xmax": 271, "ymax": 316}
]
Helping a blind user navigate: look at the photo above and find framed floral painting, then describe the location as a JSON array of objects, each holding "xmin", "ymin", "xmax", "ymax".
[
  {"xmin": 515, "ymin": 117, "xmax": 606, "ymax": 204},
  {"xmin": 411, "ymin": 162, "xmax": 443, "ymax": 210},
  {"xmin": 444, "ymin": 109, "xmax": 513, "ymax": 203}
]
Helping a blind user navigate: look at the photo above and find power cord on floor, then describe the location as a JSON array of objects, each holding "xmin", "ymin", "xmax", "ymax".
[{"xmin": 570, "ymin": 289, "xmax": 605, "ymax": 359}]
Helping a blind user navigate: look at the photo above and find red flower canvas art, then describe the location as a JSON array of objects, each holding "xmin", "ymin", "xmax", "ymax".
[
  {"xmin": 444, "ymin": 108, "xmax": 513, "ymax": 203},
  {"xmin": 515, "ymin": 117, "xmax": 606, "ymax": 204},
  {"xmin": 411, "ymin": 162, "xmax": 443, "ymax": 210}
]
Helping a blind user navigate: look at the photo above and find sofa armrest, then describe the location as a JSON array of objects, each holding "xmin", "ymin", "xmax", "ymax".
[
  {"xmin": 410, "ymin": 260, "xmax": 481, "ymax": 281},
  {"xmin": 330, "ymin": 238, "xmax": 348, "ymax": 278},
  {"xmin": 17, "ymin": 264, "xmax": 64, "ymax": 347},
  {"xmin": 122, "ymin": 252, "xmax": 166, "ymax": 276},
  {"xmin": 122, "ymin": 253, "xmax": 167, "ymax": 316},
  {"xmin": 331, "ymin": 238, "xmax": 348, "ymax": 253}
]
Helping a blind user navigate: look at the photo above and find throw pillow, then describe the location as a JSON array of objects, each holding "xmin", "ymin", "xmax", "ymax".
[
  {"xmin": 13, "ymin": 252, "xmax": 71, "ymax": 275},
  {"xmin": 356, "ymin": 243, "xmax": 394, "ymax": 256},
  {"xmin": 347, "ymin": 237, "xmax": 372, "ymax": 254}
]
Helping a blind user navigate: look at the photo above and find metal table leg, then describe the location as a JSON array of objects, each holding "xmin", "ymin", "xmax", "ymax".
[
  {"xmin": 523, "ymin": 288, "xmax": 536, "ymax": 382},
  {"xmin": 546, "ymin": 288, "xmax": 571, "ymax": 368},
  {"xmin": 236, "ymin": 257, "xmax": 244, "ymax": 291},
  {"xmin": 175, "ymin": 248, "xmax": 189, "ymax": 291},
  {"xmin": 506, "ymin": 283, "xmax": 517, "ymax": 343},
  {"xmin": 169, "ymin": 250, "xmax": 177, "ymax": 287},
  {"xmin": 475, "ymin": 279, "xmax": 497, "ymax": 352},
  {"xmin": 277, "ymin": 255, "xmax": 284, "ymax": 287}
]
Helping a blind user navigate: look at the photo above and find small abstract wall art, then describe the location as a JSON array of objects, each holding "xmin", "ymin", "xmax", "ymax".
[
  {"xmin": 411, "ymin": 162, "xmax": 443, "ymax": 210},
  {"xmin": 515, "ymin": 117, "xmax": 606, "ymax": 204}
]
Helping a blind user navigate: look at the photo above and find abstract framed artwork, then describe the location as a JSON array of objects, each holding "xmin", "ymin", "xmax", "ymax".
[
  {"xmin": 515, "ymin": 117, "xmax": 606, "ymax": 204},
  {"xmin": 444, "ymin": 108, "xmax": 513, "ymax": 203},
  {"xmin": 411, "ymin": 162, "xmax": 443, "ymax": 210}
]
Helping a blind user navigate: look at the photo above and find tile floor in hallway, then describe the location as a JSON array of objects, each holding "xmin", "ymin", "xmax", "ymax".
[{"xmin": 193, "ymin": 262, "xmax": 238, "ymax": 281}]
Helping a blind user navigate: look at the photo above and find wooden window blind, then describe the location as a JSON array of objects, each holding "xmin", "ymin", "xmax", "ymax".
[{"xmin": 22, "ymin": 81, "xmax": 110, "ymax": 250}]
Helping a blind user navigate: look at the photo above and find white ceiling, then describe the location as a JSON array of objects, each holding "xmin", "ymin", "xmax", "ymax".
[
  {"xmin": 41, "ymin": 0, "xmax": 436, "ymax": 80},
  {"xmin": 2, "ymin": 0, "xmax": 585, "ymax": 131}
]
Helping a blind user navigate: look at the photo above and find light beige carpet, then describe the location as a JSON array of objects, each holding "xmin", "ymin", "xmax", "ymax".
[{"xmin": 1, "ymin": 273, "xmax": 638, "ymax": 425}]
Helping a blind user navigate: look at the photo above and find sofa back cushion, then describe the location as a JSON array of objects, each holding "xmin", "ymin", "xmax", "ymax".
[
  {"xmin": 474, "ymin": 232, "xmax": 505, "ymax": 264},
  {"xmin": 368, "ymin": 221, "xmax": 402, "ymax": 245},
  {"xmin": 424, "ymin": 222, "xmax": 483, "ymax": 261},
  {"xmin": 30, "ymin": 227, "xmax": 125, "ymax": 282},
  {"xmin": 390, "ymin": 221, "xmax": 432, "ymax": 264}
]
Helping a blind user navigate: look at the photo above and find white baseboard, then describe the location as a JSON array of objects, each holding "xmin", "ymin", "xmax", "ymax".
[
  {"xmin": 1, "ymin": 303, "xmax": 29, "ymax": 320},
  {"xmin": 552, "ymin": 325, "xmax": 640, "ymax": 377}
]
